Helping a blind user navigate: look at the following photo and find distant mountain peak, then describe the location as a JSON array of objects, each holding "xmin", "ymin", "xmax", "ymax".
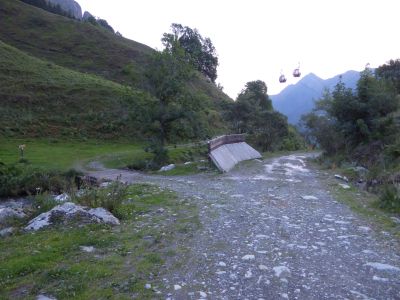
[{"xmin": 271, "ymin": 70, "xmax": 360, "ymax": 124}]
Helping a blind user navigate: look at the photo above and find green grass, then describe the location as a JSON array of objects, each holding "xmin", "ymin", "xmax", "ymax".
[
  {"xmin": 0, "ymin": 184, "xmax": 199, "ymax": 299},
  {"xmin": 0, "ymin": 40, "xmax": 153, "ymax": 139},
  {"xmin": 0, "ymin": 139, "xmax": 148, "ymax": 170}
]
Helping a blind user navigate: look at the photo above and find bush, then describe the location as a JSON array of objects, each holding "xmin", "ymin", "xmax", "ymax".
[
  {"xmin": 379, "ymin": 184, "xmax": 400, "ymax": 212},
  {"xmin": 73, "ymin": 181, "xmax": 128, "ymax": 218},
  {"xmin": 0, "ymin": 163, "xmax": 81, "ymax": 197}
]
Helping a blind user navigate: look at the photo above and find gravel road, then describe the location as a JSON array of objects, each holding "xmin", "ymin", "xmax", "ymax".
[{"xmin": 90, "ymin": 153, "xmax": 400, "ymax": 300}]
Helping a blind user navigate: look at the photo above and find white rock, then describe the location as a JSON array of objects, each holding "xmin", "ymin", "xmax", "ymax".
[
  {"xmin": 245, "ymin": 269, "xmax": 253, "ymax": 278},
  {"xmin": 259, "ymin": 265, "xmax": 268, "ymax": 271},
  {"xmin": 0, "ymin": 207, "xmax": 26, "ymax": 222},
  {"xmin": 80, "ymin": 246, "xmax": 95, "ymax": 253},
  {"xmin": 372, "ymin": 275, "xmax": 389, "ymax": 282},
  {"xmin": 199, "ymin": 291, "xmax": 207, "ymax": 298},
  {"xmin": 184, "ymin": 161, "xmax": 192, "ymax": 165},
  {"xmin": 364, "ymin": 262, "xmax": 400, "ymax": 272},
  {"xmin": 174, "ymin": 284, "xmax": 182, "ymax": 290},
  {"xmin": 99, "ymin": 181, "xmax": 112, "ymax": 188},
  {"xmin": 339, "ymin": 183, "xmax": 351, "ymax": 189},
  {"xmin": 241, "ymin": 254, "xmax": 255, "ymax": 261},
  {"xmin": 301, "ymin": 195, "xmax": 318, "ymax": 200},
  {"xmin": 37, "ymin": 295, "xmax": 57, "ymax": 300},
  {"xmin": 273, "ymin": 266, "xmax": 291, "ymax": 278},
  {"xmin": 159, "ymin": 164, "xmax": 176, "ymax": 172},
  {"xmin": 0, "ymin": 227, "xmax": 15, "ymax": 237},
  {"xmin": 334, "ymin": 174, "xmax": 349, "ymax": 182},
  {"xmin": 54, "ymin": 193, "xmax": 70, "ymax": 202},
  {"xmin": 218, "ymin": 261, "xmax": 226, "ymax": 267},
  {"xmin": 145, "ymin": 283, "xmax": 152, "ymax": 289},
  {"xmin": 25, "ymin": 202, "xmax": 119, "ymax": 231}
]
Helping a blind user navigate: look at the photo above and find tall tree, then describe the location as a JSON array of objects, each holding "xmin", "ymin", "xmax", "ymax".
[{"xmin": 162, "ymin": 23, "xmax": 219, "ymax": 83}]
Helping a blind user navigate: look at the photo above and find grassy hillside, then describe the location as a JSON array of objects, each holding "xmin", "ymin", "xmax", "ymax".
[
  {"xmin": 0, "ymin": 40, "xmax": 152, "ymax": 138},
  {"xmin": 0, "ymin": 0, "xmax": 231, "ymax": 104}
]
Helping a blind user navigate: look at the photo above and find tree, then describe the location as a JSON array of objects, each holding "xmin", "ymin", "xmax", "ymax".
[
  {"xmin": 227, "ymin": 80, "xmax": 289, "ymax": 151},
  {"xmin": 376, "ymin": 59, "xmax": 400, "ymax": 94},
  {"xmin": 145, "ymin": 45, "xmax": 207, "ymax": 167},
  {"xmin": 162, "ymin": 23, "xmax": 219, "ymax": 83}
]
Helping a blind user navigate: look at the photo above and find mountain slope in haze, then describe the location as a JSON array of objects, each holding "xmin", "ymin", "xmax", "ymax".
[{"xmin": 271, "ymin": 71, "xmax": 360, "ymax": 124}]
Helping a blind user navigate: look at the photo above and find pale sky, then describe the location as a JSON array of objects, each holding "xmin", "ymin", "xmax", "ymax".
[{"xmin": 77, "ymin": 0, "xmax": 400, "ymax": 99}]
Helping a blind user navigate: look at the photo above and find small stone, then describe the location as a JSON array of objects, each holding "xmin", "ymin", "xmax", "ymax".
[
  {"xmin": 199, "ymin": 291, "xmax": 207, "ymax": 298},
  {"xmin": 174, "ymin": 284, "xmax": 182, "ymax": 290},
  {"xmin": 259, "ymin": 265, "xmax": 268, "ymax": 271},
  {"xmin": 145, "ymin": 283, "xmax": 151, "ymax": 289},
  {"xmin": 0, "ymin": 227, "xmax": 15, "ymax": 237},
  {"xmin": 245, "ymin": 269, "xmax": 253, "ymax": 278},
  {"xmin": 273, "ymin": 266, "xmax": 291, "ymax": 278},
  {"xmin": 241, "ymin": 254, "xmax": 255, "ymax": 261},
  {"xmin": 80, "ymin": 246, "xmax": 95, "ymax": 253},
  {"xmin": 218, "ymin": 261, "xmax": 226, "ymax": 267}
]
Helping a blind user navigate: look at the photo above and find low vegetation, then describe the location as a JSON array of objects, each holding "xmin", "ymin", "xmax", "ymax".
[{"xmin": 0, "ymin": 184, "xmax": 199, "ymax": 299}]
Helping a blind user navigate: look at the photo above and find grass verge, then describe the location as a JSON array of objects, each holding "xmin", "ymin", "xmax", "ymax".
[{"xmin": 0, "ymin": 184, "xmax": 199, "ymax": 299}]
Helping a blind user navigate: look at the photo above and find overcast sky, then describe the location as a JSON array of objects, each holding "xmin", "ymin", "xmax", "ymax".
[{"xmin": 77, "ymin": 0, "xmax": 400, "ymax": 99}]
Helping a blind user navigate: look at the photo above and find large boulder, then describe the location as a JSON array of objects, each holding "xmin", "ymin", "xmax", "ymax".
[
  {"xmin": 46, "ymin": 0, "xmax": 82, "ymax": 19},
  {"xmin": 25, "ymin": 202, "xmax": 119, "ymax": 231}
]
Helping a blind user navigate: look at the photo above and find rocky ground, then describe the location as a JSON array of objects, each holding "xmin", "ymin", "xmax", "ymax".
[{"xmin": 90, "ymin": 153, "xmax": 400, "ymax": 300}]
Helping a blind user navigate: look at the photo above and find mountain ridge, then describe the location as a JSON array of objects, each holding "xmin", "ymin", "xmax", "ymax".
[{"xmin": 271, "ymin": 70, "xmax": 360, "ymax": 124}]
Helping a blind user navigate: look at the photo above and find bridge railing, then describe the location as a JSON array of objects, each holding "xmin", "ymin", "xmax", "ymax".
[{"xmin": 208, "ymin": 134, "xmax": 246, "ymax": 152}]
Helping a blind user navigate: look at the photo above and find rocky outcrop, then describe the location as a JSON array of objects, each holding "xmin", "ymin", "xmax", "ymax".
[
  {"xmin": 46, "ymin": 0, "xmax": 82, "ymax": 19},
  {"xmin": 25, "ymin": 202, "xmax": 119, "ymax": 231},
  {"xmin": 82, "ymin": 11, "xmax": 94, "ymax": 21}
]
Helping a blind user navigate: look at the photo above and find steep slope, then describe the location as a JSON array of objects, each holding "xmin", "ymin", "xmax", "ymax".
[
  {"xmin": 271, "ymin": 71, "xmax": 360, "ymax": 124},
  {"xmin": 0, "ymin": 40, "xmax": 152, "ymax": 138},
  {"xmin": 0, "ymin": 0, "xmax": 231, "ymax": 104}
]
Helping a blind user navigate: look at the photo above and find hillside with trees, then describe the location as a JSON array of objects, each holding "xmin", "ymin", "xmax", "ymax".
[{"xmin": 301, "ymin": 62, "xmax": 400, "ymax": 210}]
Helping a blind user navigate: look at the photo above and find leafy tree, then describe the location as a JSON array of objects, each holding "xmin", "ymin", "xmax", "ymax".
[
  {"xmin": 145, "ymin": 45, "xmax": 208, "ymax": 167},
  {"xmin": 301, "ymin": 66, "xmax": 399, "ymax": 160},
  {"xmin": 162, "ymin": 23, "xmax": 218, "ymax": 83},
  {"xmin": 376, "ymin": 59, "xmax": 400, "ymax": 94},
  {"xmin": 227, "ymin": 80, "xmax": 290, "ymax": 151}
]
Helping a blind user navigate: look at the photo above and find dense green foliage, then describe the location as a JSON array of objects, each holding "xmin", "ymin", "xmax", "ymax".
[
  {"xmin": 0, "ymin": 162, "xmax": 80, "ymax": 197},
  {"xmin": 162, "ymin": 23, "xmax": 219, "ymax": 83},
  {"xmin": 224, "ymin": 80, "xmax": 303, "ymax": 151},
  {"xmin": 301, "ymin": 63, "xmax": 400, "ymax": 206},
  {"xmin": 376, "ymin": 59, "xmax": 400, "ymax": 94}
]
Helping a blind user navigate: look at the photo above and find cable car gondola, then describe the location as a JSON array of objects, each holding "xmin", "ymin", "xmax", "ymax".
[
  {"xmin": 293, "ymin": 63, "xmax": 301, "ymax": 78},
  {"xmin": 279, "ymin": 70, "xmax": 287, "ymax": 83}
]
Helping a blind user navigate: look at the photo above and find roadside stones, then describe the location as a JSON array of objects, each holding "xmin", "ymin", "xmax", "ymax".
[
  {"xmin": 273, "ymin": 266, "xmax": 291, "ymax": 278},
  {"xmin": 159, "ymin": 164, "xmax": 176, "ymax": 172},
  {"xmin": 25, "ymin": 202, "xmax": 120, "ymax": 231},
  {"xmin": 334, "ymin": 174, "xmax": 349, "ymax": 182},
  {"xmin": 54, "ymin": 193, "xmax": 70, "ymax": 203},
  {"xmin": 0, "ymin": 207, "xmax": 26, "ymax": 223},
  {"xmin": 241, "ymin": 254, "xmax": 255, "ymax": 261},
  {"xmin": 0, "ymin": 227, "xmax": 15, "ymax": 237},
  {"xmin": 301, "ymin": 195, "xmax": 318, "ymax": 201}
]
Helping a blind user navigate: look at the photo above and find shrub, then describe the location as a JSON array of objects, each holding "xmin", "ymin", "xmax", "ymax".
[
  {"xmin": 73, "ymin": 181, "xmax": 128, "ymax": 218},
  {"xmin": 379, "ymin": 184, "xmax": 400, "ymax": 212},
  {"xmin": 0, "ymin": 163, "xmax": 81, "ymax": 197}
]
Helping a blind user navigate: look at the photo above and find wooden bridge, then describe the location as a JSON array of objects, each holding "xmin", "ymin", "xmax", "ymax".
[{"xmin": 208, "ymin": 134, "xmax": 262, "ymax": 172}]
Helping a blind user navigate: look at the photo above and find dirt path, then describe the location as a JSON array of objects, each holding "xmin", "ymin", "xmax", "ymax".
[{"xmin": 89, "ymin": 154, "xmax": 400, "ymax": 299}]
